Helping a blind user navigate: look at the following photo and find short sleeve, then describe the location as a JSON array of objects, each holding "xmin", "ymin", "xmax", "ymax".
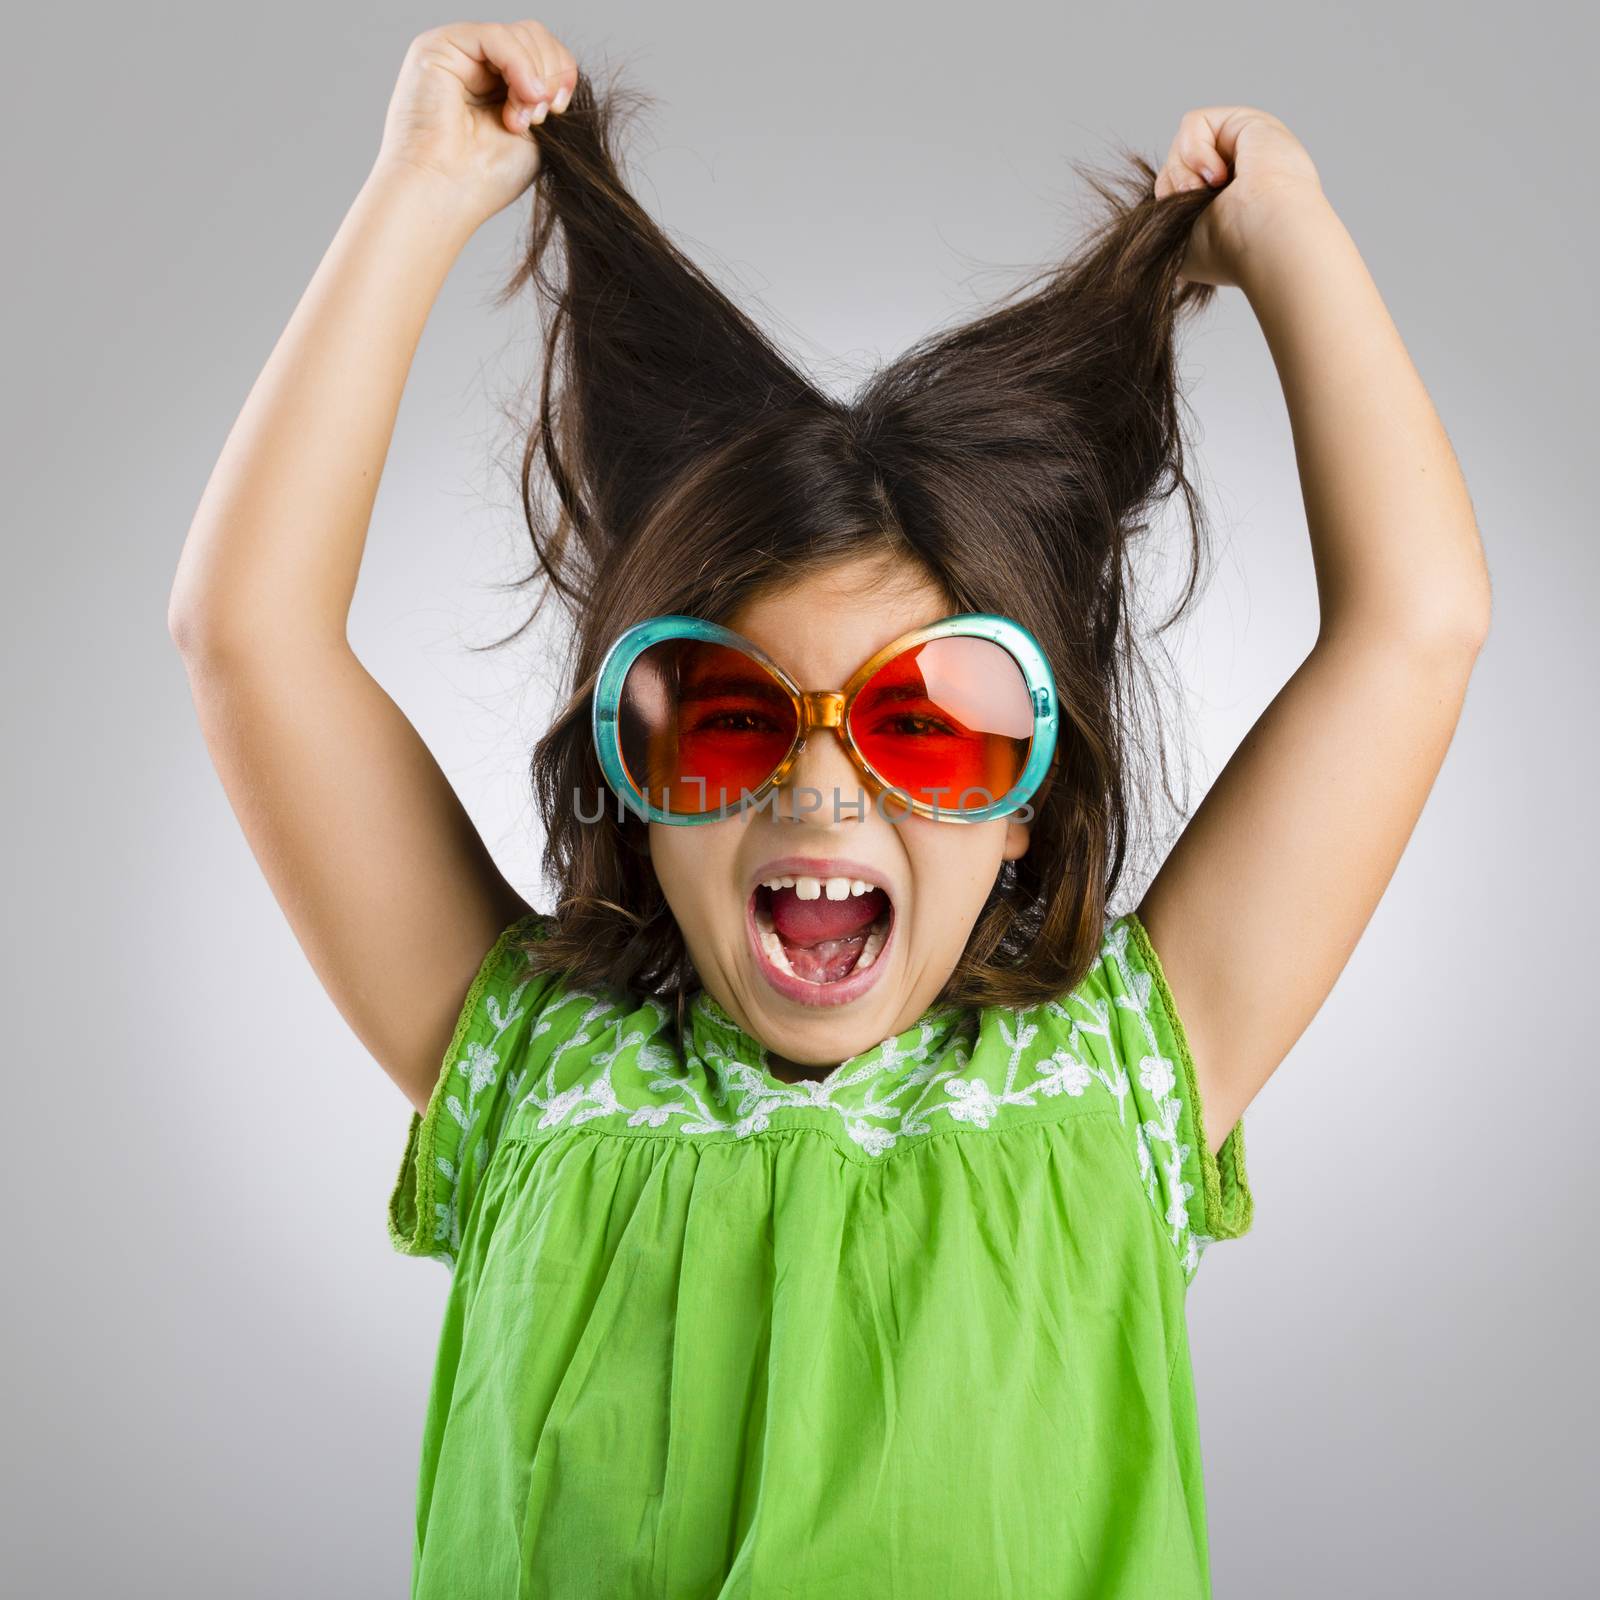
[
  {"xmin": 387, "ymin": 909, "xmax": 561, "ymax": 1269},
  {"xmin": 1096, "ymin": 911, "xmax": 1254, "ymax": 1284}
]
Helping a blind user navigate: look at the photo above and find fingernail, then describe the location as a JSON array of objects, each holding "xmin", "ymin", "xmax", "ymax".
[
  {"xmin": 529, "ymin": 101, "xmax": 549, "ymax": 125},
  {"xmin": 1202, "ymin": 166, "xmax": 1219, "ymax": 183},
  {"xmin": 529, "ymin": 77, "xmax": 549, "ymax": 100},
  {"xmin": 552, "ymin": 83, "xmax": 571, "ymax": 114}
]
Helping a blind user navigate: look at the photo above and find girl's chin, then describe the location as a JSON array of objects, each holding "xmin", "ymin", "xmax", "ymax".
[{"xmin": 744, "ymin": 887, "xmax": 896, "ymax": 1010}]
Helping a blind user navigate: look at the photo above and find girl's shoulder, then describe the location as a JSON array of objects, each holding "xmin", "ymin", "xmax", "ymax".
[
  {"xmin": 388, "ymin": 907, "xmax": 666, "ymax": 1268},
  {"xmin": 1005, "ymin": 909, "xmax": 1253, "ymax": 1283},
  {"xmin": 970, "ymin": 911, "xmax": 1172, "ymax": 1071},
  {"xmin": 467, "ymin": 907, "xmax": 672, "ymax": 1073},
  {"xmin": 1020, "ymin": 910, "xmax": 1167, "ymax": 1044}
]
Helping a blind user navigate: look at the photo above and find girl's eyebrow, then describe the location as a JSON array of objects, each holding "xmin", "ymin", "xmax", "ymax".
[
  {"xmin": 856, "ymin": 683, "xmax": 931, "ymax": 704},
  {"xmin": 681, "ymin": 677, "xmax": 937, "ymax": 705},
  {"xmin": 679, "ymin": 674, "xmax": 791, "ymax": 702}
]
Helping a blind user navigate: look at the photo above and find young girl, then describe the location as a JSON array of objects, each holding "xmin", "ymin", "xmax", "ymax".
[{"xmin": 170, "ymin": 19, "xmax": 1490, "ymax": 1598}]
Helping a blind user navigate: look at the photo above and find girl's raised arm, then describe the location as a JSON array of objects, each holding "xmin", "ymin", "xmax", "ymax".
[
  {"xmin": 1136, "ymin": 109, "xmax": 1492, "ymax": 1156},
  {"xmin": 168, "ymin": 22, "xmax": 576, "ymax": 1117}
]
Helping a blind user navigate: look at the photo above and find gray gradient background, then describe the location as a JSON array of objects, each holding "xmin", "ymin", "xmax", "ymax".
[{"xmin": 4, "ymin": 2, "xmax": 1592, "ymax": 1594}]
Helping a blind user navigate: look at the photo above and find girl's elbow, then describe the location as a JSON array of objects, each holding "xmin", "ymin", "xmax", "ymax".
[
  {"xmin": 1451, "ymin": 560, "xmax": 1494, "ymax": 658},
  {"xmin": 1406, "ymin": 550, "xmax": 1494, "ymax": 662},
  {"xmin": 1415, "ymin": 580, "xmax": 1493, "ymax": 669}
]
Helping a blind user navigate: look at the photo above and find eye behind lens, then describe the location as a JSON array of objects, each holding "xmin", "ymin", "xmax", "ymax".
[{"xmin": 617, "ymin": 636, "xmax": 801, "ymax": 817}]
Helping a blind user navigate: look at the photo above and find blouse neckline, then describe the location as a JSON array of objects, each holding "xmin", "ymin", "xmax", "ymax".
[{"xmin": 686, "ymin": 986, "xmax": 975, "ymax": 1098}]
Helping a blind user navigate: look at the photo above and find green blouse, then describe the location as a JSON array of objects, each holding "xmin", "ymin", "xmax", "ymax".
[{"xmin": 388, "ymin": 908, "xmax": 1253, "ymax": 1598}]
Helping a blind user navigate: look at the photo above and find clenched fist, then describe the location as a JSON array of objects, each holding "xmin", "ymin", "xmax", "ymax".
[{"xmin": 372, "ymin": 19, "xmax": 579, "ymax": 233}]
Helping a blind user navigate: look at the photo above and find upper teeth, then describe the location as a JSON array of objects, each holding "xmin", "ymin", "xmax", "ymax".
[{"xmin": 761, "ymin": 874, "xmax": 877, "ymax": 901}]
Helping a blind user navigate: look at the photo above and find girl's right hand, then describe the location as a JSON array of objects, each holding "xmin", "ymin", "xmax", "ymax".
[{"xmin": 372, "ymin": 20, "xmax": 577, "ymax": 233}]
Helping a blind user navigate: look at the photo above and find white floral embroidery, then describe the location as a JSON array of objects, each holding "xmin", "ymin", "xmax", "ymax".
[
  {"xmin": 413, "ymin": 914, "xmax": 1219, "ymax": 1283},
  {"xmin": 465, "ymin": 1040, "xmax": 498, "ymax": 1096},
  {"xmin": 502, "ymin": 947, "xmax": 1136, "ymax": 1170},
  {"xmin": 1037, "ymin": 1050, "xmax": 1092, "ymax": 1098},
  {"xmin": 1138, "ymin": 1054, "xmax": 1176, "ymax": 1102},
  {"xmin": 426, "ymin": 971, "xmax": 533, "ymax": 1268},
  {"xmin": 1096, "ymin": 920, "xmax": 1207, "ymax": 1279},
  {"xmin": 944, "ymin": 1078, "xmax": 1002, "ymax": 1127}
]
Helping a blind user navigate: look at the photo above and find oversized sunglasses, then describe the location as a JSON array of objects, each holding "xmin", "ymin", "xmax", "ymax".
[{"xmin": 591, "ymin": 613, "xmax": 1059, "ymax": 826}]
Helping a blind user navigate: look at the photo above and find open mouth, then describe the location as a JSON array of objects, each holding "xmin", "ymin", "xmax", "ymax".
[{"xmin": 749, "ymin": 874, "xmax": 894, "ymax": 990}]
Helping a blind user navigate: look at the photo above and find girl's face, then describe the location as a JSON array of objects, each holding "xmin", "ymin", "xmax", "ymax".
[{"xmin": 646, "ymin": 552, "xmax": 1031, "ymax": 1080}]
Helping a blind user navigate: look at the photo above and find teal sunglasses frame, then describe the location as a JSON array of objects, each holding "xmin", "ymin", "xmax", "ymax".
[{"xmin": 591, "ymin": 612, "xmax": 1060, "ymax": 827}]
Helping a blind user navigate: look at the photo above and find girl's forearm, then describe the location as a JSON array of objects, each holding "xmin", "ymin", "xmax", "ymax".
[
  {"xmin": 169, "ymin": 164, "xmax": 480, "ymax": 655},
  {"xmin": 1236, "ymin": 193, "xmax": 1491, "ymax": 652}
]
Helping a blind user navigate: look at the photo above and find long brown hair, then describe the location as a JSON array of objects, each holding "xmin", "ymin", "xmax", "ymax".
[{"xmin": 485, "ymin": 62, "xmax": 1221, "ymax": 1014}]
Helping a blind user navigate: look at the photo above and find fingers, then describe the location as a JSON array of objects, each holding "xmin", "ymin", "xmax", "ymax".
[
  {"xmin": 487, "ymin": 20, "xmax": 550, "ymax": 132},
  {"xmin": 1155, "ymin": 106, "xmax": 1238, "ymax": 200},
  {"xmin": 416, "ymin": 19, "xmax": 577, "ymax": 134},
  {"xmin": 516, "ymin": 20, "xmax": 576, "ymax": 116},
  {"xmin": 496, "ymin": 20, "xmax": 579, "ymax": 128}
]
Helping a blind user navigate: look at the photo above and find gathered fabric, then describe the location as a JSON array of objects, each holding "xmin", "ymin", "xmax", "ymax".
[{"xmin": 388, "ymin": 910, "xmax": 1252, "ymax": 1598}]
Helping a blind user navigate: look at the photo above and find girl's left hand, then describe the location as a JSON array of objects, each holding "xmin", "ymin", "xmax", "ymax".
[{"xmin": 1154, "ymin": 107, "xmax": 1325, "ymax": 288}]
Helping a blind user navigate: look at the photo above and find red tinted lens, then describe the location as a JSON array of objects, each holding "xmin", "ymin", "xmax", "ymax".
[
  {"xmin": 618, "ymin": 639, "xmax": 798, "ymax": 814},
  {"xmin": 849, "ymin": 636, "xmax": 1034, "ymax": 811}
]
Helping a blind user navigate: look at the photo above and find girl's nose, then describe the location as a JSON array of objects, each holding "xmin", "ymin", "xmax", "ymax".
[{"xmin": 777, "ymin": 729, "xmax": 872, "ymax": 824}]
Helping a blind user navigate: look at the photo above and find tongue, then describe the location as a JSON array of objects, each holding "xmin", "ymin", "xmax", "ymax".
[
  {"xmin": 771, "ymin": 886, "xmax": 885, "ymax": 942},
  {"xmin": 768, "ymin": 886, "xmax": 888, "ymax": 984}
]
